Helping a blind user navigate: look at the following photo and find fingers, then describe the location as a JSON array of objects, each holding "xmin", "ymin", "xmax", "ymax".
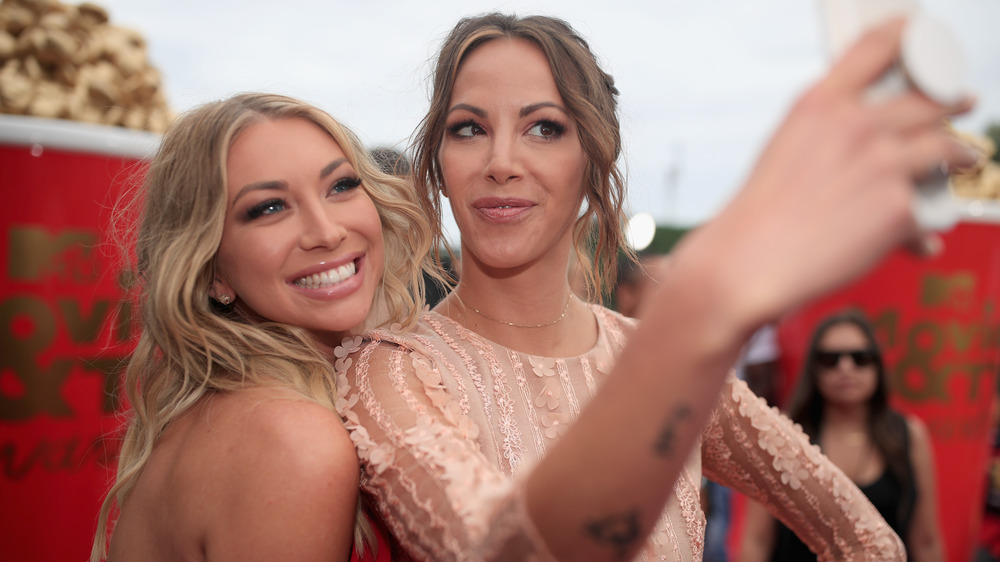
[
  {"xmin": 872, "ymin": 92, "xmax": 976, "ymax": 133},
  {"xmin": 825, "ymin": 18, "xmax": 906, "ymax": 97},
  {"xmin": 902, "ymin": 129, "xmax": 981, "ymax": 178}
]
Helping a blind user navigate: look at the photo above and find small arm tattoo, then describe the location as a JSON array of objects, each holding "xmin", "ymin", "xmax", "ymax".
[
  {"xmin": 653, "ymin": 403, "xmax": 692, "ymax": 457},
  {"xmin": 585, "ymin": 510, "xmax": 641, "ymax": 559}
]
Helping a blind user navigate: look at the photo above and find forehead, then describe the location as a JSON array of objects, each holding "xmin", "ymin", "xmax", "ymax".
[
  {"xmin": 819, "ymin": 322, "xmax": 869, "ymax": 347},
  {"xmin": 226, "ymin": 118, "xmax": 348, "ymax": 184},
  {"xmin": 451, "ymin": 37, "xmax": 562, "ymax": 105},
  {"xmin": 230, "ymin": 117, "xmax": 341, "ymax": 157}
]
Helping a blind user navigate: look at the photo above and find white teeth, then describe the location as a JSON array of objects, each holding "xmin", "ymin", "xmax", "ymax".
[{"xmin": 295, "ymin": 261, "xmax": 356, "ymax": 289}]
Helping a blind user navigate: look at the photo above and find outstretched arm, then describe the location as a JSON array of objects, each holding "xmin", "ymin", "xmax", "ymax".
[
  {"xmin": 707, "ymin": 377, "xmax": 903, "ymax": 561},
  {"xmin": 524, "ymin": 17, "xmax": 973, "ymax": 560},
  {"xmin": 344, "ymin": 18, "xmax": 974, "ymax": 562}
]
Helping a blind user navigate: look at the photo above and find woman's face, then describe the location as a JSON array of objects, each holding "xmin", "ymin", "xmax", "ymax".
[
  {"xmin": 213, "ymin": 117, "xmax": 384, "ymax": 345},
  {"xmin": 814, "ymin": 322, "xmax": 879, "ymax": 408},
  {"xmin": 438, "ymin": 37, "xmax": 589, "ymax": 271}
]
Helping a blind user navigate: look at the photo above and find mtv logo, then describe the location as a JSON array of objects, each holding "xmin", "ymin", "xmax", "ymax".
[
  {"xmin": 7, "ymin": 227, "xmax": 97, "ymax": 282},
  {"xmin": 921, "ymin": 272, "xmax": 976, "ymax": 310}
]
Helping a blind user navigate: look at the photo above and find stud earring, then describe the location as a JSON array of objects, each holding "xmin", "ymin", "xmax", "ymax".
[{"xmin": 218, "ymin": 294, "xmax": 232, "ymax": 305}]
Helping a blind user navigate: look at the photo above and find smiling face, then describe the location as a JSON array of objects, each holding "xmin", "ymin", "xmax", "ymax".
[
  {"xmin": 814, "ymin": 322, "xmax": 880, "ymax": 408},
  {"xmin": 213, "ymin": 117, "xmax": 384, "ymax": 345},
  {"xmin": 438, "ymin": 37, "xmax": 589, "ymax": 272}
]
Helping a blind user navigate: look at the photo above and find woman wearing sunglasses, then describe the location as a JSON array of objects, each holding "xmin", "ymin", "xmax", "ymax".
[{"xmin": 741, "ymin": 309, "xmax": 944, "ymax": 561}]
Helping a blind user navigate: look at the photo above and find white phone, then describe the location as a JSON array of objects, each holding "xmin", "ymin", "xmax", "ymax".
[{"xmin": 817, "ymin": 0, "xmax": 969, "ymax": 231}]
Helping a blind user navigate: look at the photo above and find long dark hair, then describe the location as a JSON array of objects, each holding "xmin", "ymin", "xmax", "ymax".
[{"xmin": 785, "ymin": 309, "xmax": 915, "ymax": 525}]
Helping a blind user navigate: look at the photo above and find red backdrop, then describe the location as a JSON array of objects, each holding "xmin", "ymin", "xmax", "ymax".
[
  {"xmin": 779, "ymin": 219, "xmax": 1000, "ymax": 561},
  {"xmin": 726, "ymin": 216, "xmax": 1000, "ymax": 561},
  {"xmin": 0, "ymin": 116, "xmax": 155, "ymax": 561}
]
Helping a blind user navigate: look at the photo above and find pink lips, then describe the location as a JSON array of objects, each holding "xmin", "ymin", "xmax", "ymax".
[
  {"xmin": 288, "ymin": 254, "xmax": 365, "ymax": 299},
  {"xmin": 473, "ymin": 197, "xmax": 534, "ymax": 223}
]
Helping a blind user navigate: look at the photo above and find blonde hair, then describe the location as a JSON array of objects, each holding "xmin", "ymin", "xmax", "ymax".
[
  {"xmin": 413, "ymin": 13, "xmax": 634, "ymax": 300},
  {"xmin": 91, "ymin": 93, "xmax": 432, "ymax": 560}
]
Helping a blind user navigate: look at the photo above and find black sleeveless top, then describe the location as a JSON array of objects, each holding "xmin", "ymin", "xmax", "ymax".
[{"xmin": 769, "ymin": 414, "xmax": 917, "ymax": 560}]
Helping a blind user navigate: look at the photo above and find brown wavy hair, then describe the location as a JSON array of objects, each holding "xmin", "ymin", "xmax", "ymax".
[{"xmin": 412, "ymin": 12, "xmax": 634, "ymax": 300}]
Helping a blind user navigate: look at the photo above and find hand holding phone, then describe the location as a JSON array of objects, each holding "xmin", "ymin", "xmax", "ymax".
[{"xmin": 818, "ymin": 0, "xmax": 969, "ymax": 231}]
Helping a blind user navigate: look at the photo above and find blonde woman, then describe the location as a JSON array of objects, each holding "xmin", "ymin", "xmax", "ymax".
[{"xmin": 91, "ymin": 93, "xmax": 431, "ymax": 561}]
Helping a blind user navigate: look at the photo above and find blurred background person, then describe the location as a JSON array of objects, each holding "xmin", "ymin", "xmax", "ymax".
[
  {"xmin": 740, "ymin": 309, "xmax": 944, "ymax": 561},
  {"xmin": 370, "ymin": 145, "xmax": 456, "ymax": 308},
  {"xmin": 612, "ymin": 250, "xmax": 668, "ymax": 318},
  {"xmin": 736, "ymin": 323, "xmax": 781, "ymax": 407},
  {"xmin": 369, "ymin": 145, "xmax": 412, "ymax": 177},
  {"xmin": 705, "ymin": 324, "xmax": 783, "ymax": 562}
]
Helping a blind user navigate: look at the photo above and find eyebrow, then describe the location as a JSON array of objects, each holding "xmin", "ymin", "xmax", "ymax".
[
  {"xmin": 446, "ymin": 102, "xmax": 568, "ymax": 119},
  {"xmin": 519, "ymin": 102, "xmax": 565, "ymax": 117},
  {"xmin": 320, "ymin": 157, "xmax": 348, "ymax": 179},
  {"xmin": 447, "ymin": 103, "xmax": 486, "ymax": 118},
  {"xmin": 232, "ymin": 158, "xmax": 349, "ymax": 205}
]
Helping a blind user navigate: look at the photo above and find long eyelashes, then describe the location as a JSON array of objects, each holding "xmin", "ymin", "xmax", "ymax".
[
  {"xmin": 245, "ymin": 198, "xmax": 285, "ymax": 221},
  {"xmin": 528, "ymin": 119, "xmax": 566, "ymax": 139},
  {"xmin": 446, "ymin": 120, "xmax": 483, "ymax": 138},
  {"xmin": 445, "ymin": 118, "xmax": 568, "ymax": 140},
  {"xmin": 241, "ymin": 176, "xmax": 362, "ymax": 222},
  {"xmin": 331, "ymin": 176, "xmax": 362, "ymax": 194}
]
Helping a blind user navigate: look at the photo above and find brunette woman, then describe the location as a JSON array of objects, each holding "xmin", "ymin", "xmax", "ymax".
[
  {"xmin": 336, "ymin": 13, "xmax": 974, "ymax": 561},
  {"xmin": 741, "ymin": 310, "xmax": 943, "ymax": 561}
]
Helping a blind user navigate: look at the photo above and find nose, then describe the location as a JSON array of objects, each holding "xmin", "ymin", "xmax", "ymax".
[
  {"xmin": 485, "ymin": 134, "xmax": 522, "ymax": 185},
  {"xmin": 298, "ymin": 201, "xmax": 347, "ymax": 250}
]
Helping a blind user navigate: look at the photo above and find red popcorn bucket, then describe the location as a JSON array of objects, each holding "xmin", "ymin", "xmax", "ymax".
[
  {"xmin": 777, "ymin": 201, "xmax": 1000, "ymax": 562},
  {"xmin": 0, "ymin": 115, "xmax": 158, "ymax": 561}
]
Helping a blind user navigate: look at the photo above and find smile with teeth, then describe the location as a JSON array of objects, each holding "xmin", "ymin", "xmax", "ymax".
[{"xmin": 294, "ymin": 261, "xmax": 357, "ymax": 289}]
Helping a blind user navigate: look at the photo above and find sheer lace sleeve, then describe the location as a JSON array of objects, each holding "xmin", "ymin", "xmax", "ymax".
[
  {"xmin": 702, "ymin": 375, "xmax": 905, "ymax": 561},
  {"xmin": 334, "ymin": 334, "xmax": 556, "ymax": 562}
]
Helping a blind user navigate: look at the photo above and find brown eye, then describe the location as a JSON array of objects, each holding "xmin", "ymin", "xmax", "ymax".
[
  {"xmin": 447, "ymin": 120, "xmax": 484, "ymax": 138},
  {"xmin": 528, "ymin": 120, "xmax": 566, "ymax": 139}
]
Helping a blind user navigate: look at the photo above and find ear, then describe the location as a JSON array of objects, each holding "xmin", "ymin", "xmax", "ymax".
[{"xmin": 209, "ymin": 276, "xmax": 235, "ymax": 303}]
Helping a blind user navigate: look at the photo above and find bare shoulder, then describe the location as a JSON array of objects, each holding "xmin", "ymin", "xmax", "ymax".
[
  {"xmin": 903, "ymin": 414, "xmax": 932, "ymax": 446},
  {"xmin": 903, "ymin": 414, "xmax": 937, "ymax": 473},
  {"xmin": 109, "ymin": 386, "xmax": 359, "ymax": 561},
  {"xmin": 212, "ymin": 386, "xmax": 358, "ymax": 481},
  {"xmin": 200, "ymin": 387, "xmax": 360, "ymax": 560}
]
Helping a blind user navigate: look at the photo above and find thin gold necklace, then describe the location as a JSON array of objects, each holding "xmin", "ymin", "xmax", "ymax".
[{"xmin": 453, "ymin": 290, "xmax": 574, "ymax": 328}]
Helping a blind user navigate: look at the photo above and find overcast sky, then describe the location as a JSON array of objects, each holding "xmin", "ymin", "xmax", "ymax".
[{"xmin": 97, "ymin": 0, "xmax": 999, "ymax": 234}]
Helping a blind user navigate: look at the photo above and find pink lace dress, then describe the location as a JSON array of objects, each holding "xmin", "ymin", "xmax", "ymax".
[{"xmin": 334, "ymin": 305, "xmax": 904, "ymax": 561}]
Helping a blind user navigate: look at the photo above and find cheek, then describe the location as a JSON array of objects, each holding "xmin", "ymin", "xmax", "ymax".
[
  {"xmin": 214, "ymin": 233, "xmax": 242, "ymax": 287},
  {"xmin": 552, "ymin": 149, "xmax": 589, "ymax": 200},
  {"xmin": 439, "ymin": 145, "xmax": 477, "ymax": 186},
  {"xmin": 816, "ymin": 376, "xmax": 833, "ymax": 398},
  {"xmin": 215, "ymin": 227, "xmax": 283, "ymax": 296},
  {"xmin": 862, "ymin": 372, "xmax": 879, "ymax": 396}
]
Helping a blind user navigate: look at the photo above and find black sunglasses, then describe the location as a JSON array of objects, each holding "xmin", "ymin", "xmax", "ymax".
[{"xmin": 814, "ymin": 349, "xmax": 878, "ymax": 369}]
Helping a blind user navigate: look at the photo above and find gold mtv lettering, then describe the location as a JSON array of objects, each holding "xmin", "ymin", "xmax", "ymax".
[
  {"xmin": 922, "ymin": 273, "xmax": 976, "ymax": 310},
  {"xmin": 7, "ymin": 227, "xmax": 98, "ymax": 282}
]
